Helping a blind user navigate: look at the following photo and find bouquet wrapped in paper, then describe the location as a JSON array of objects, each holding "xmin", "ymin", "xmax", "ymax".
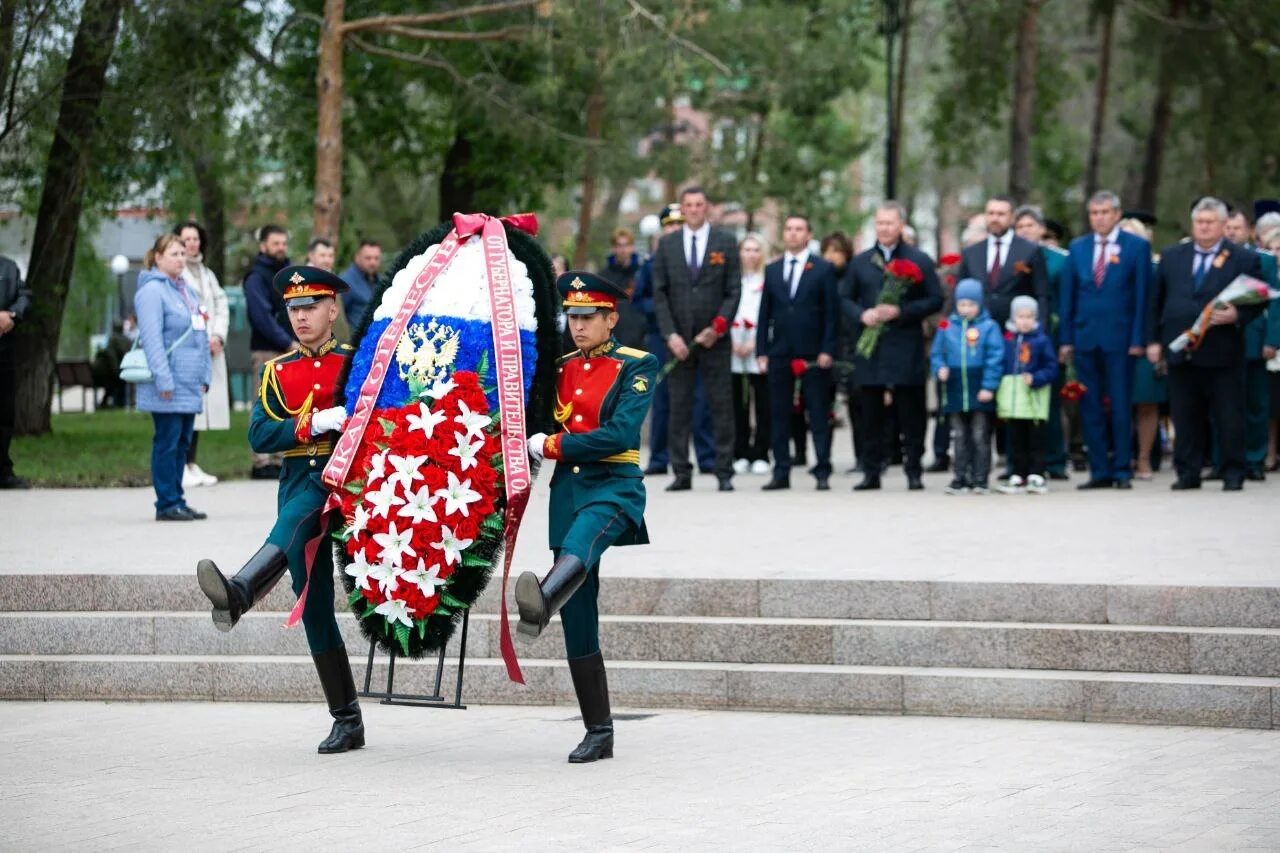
[
  {"xmin": 1168, "ymin": 274, "xmax": 1280, "ymax": 353},
  {"xmin": 325, "ymin": 214, "xmax": 559, "ymax": 673}
]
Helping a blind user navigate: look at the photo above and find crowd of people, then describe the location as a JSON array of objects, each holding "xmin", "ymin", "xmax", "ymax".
[{"xmin": 603, "ymin": 187, "xmax": 1280, "ymax": 495}]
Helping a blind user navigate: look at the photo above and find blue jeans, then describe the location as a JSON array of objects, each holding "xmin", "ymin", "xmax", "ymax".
[{"xmin": 150, "ymin": 412, "xmax": 194, "ymax": 512}]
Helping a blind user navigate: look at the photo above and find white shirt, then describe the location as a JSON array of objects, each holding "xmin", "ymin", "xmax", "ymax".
[
  {"xmin": 732, "ymin": 271, "xmax": 765, "ymax": 374},
  {"xmin": 682, "ymin": 223, "xmax": 710, "ymax": 269},
  {"xmin": 1092, "ymin": 226, "xmax": 1121, "ymax": 268},
  {"xmin": 986, "ymin": 231, "xmax": 1013, "ymax": 274},
  {"xmin": 877, "ymin": 242, "xmax": 898, "ymax": 262},
  {"xmin": 782, "ymin": 249, "xmax": 810, "ymax": 298}
]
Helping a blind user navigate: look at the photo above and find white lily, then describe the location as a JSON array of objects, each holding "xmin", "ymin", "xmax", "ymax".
[
  {"xmin": 435, "ymin": 470, "xmax": 482, "ymax": 518},
  {"xmin": 386, "ymin": 453, "xmax": 428, "ymax": 491},
  {"xmin": 424, "ymin": 378, "xmax": 456, "ymax": 400},
  {"xmin": 374, "ymin": 598, "xmax": 414, "ymax": 629},
  {"xmin": 368, "ymin": 449, "xmax": 389, "ymax": 484},
  {"xmin": 372, "ymin": 520, "xmax": 415, "ymax": 568},
  {"xmin": 365, "ymin": 482, "xmax": 403, "ymax": 519},
  {"xmin": 397, "ymin": 484, "xmax": 438, "ymax": 525},
  {"xmin": 367, "ymin": 560, "xmax": 402, "ymax": 596},
  {"xmin": 349, "ymin": 504, "xmax": 370, "ymax": 537},
  {"xmin": 405, "ymin": 401, "xmax": 447, "ymax": 438},
  {"xmin": 448, "ymin": 431, "xmax": 484, "ymax": 471},
  {"xmin": 454, "ymin": 401, "xmax": 490, "ymax": 441},
  {"xmin": 344, "ymin": 549, "xmax": 377, "ymax": 591},
  {"xmin": 431, "ymin": 524, "xmax": 474, "ymax": 566},
  {"xmin": 403, "ymin": 557, "xmax": 446, "ymax": 597}
]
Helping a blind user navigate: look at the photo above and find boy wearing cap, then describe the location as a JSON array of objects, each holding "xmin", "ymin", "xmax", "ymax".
[
  {"xmin": 522, "ymin": 270, "xmax": 659, "ymax": 764},
  {"xmin": 195, "ymin": 264, "xmax": 366, "ymax": 754}
]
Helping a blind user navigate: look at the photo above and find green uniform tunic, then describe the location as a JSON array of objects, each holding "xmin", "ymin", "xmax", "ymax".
[{"xmin": 543, "ymin": 338, "xmax": 659, "ymax": 657}]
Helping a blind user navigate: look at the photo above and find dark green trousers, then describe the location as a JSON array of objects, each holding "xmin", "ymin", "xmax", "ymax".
[
  {"xmin": 266, "ymin": 460, "xmax": 344, "ymax": 655},
  {"xmin": 555, "ymin": 503, "xmax": 630, "ymax": 659}
]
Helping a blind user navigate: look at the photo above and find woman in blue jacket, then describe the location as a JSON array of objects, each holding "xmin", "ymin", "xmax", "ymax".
[
  {"xmin": 930, "ymin": 278, "xmax": 1003, "ymax": 493},
  {"xmin": 134, "ymin": 233, "xmax": 212, "ymax": 520}
]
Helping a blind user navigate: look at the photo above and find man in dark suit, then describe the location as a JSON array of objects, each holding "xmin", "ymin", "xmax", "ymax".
[
  {"xmin": 844, "ymin": 202, "xmax": 945, "ymax": 490},
  {"xmin": 956, "ymin": 195, "xmax": 1048, "ymax": 327},
  {"xmin": 1148, "ymin": 197, "xmax": 1265, "ymax": 491},
  {"xmin": 756, "ymin": 215, "xmax": 839, "ymax": 490},
  {"xmin": 652, "ymin": 186, "xmax": 741, "ymax": 491},
  {"xmin": 1060, "ymin": 190, "xmax": 1152, "ymax": 489}
]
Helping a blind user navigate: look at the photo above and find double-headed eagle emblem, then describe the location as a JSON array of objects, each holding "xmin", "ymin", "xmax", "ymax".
[{"xmin": 395, "ymin": 319, "xmax": 462, "ymax": 389}]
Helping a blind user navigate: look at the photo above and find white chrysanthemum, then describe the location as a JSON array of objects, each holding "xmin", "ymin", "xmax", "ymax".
[{"xmin": 372, "ymin": 238, "xmax": 536, "ymax": 331}]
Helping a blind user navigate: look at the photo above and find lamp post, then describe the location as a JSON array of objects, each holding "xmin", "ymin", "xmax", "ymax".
[
  {"xmin": 881, "ymin": 0, "xmax": 902, "ymax": 201},
  {"xmin": 110, "ymin": 254, "xmax": 128, "ymax": 321}
]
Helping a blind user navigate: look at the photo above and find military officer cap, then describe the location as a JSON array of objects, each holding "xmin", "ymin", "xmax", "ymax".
[
  {"xmin": 273, "ymin": 265, "xmax": 350, "ymax": 306},
  {"xmin": 558, "ymin": 270, "xmax": 628, "ymax": 316},
  {"xmin": 659, "ymin": 203, "xmax": 684, "ymax": 227},
  {"xmin": 1254, "ymin": 199, "xmax": 1280, "ymax": 221}
]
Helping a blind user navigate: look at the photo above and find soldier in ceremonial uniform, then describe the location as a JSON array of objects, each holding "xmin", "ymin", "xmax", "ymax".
[
  {"xmin": 195, "ymin": 265, "xmax": 365, "ymax": 755},
  {"xmin": 520, "ymin": 271, "xmax": 659, "ymax": 764}
]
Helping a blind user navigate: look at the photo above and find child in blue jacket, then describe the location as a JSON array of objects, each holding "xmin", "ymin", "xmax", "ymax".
[
  {"xmin": 930, "ymin": 278, "xmax": 1003, "ymax": 494},
  {"xmin": 999, "ymin": 295, "xmax": 1059, "ymax": 494}
]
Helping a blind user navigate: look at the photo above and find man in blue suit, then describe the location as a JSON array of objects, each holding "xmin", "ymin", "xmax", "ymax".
[
  {"xmin": 1059, "ymin": 190, "xmax": 1152, "ymax": 489},
  {"xmin": 756, "ymin": 215, "xmax": 840, "ymax": 491}
]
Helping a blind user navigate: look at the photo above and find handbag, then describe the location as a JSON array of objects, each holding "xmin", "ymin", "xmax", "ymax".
[
  {"xmin": 996, "ymin": 373, "xmax": 1050, "ymax": 421},
  {"xmin": 119, "ymin": 326, "xmax": 193, "ymax": 384}
]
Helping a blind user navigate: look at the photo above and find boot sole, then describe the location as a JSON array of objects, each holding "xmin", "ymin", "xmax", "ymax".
[
  {"xmin": 568, "ymin": 748, "xmax": 614, "ymax": 763},
  {"xmin": 513, "ymin": 571, "xmax": 546, "ymax": 639},
  {"xmin": 197, "ymin": 560, "xmax": 237, "ymax": 632},
  {"xmin": 318, "ymin": 732, "xmax": 365, "ymax": 754}
]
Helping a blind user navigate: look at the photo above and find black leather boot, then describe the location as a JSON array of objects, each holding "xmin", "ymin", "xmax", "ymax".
[
  {"xmin": 514, "ymin": 554, "xmax": 587, "ymax": 639},
  {"xmin": 313, "ymin": 645, "xmax": 364, "ymax": 754},
  {"xmin": 196, "ymin": 544, "xmax": 288, "ymax": 632},
  {"xmin": 567, "ymin": 651, "xmax": 613, "ymax": 763}
]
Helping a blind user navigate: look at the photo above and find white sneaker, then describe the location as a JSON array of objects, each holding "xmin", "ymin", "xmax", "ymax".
[
  {"xmin": 750, "ymin": 460, "xmax": 771, "ymax": 476},
  {"xmin": 998, "ymin": 475, "xmax": 1025, "ymax": 495},
  {"xmin": 1026, "ymin": 474, "xmax": 1047, "ymax": 494},
  {"xmin": 186, "ymin": 463, "xmax": 218, "ymax": 487},
  {"xmin": 733, "ymin": 458, "xmax": 750, "ymax": 475}
]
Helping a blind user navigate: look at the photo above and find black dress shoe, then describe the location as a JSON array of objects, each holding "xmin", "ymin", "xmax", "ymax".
[
  {"xmin": 1203, "ymin": 468, "xmax": 1223, "ymax": 481},
  {"xmin": 853, "ymin": 476, "xmax": 881, "ymax": 491},
  {"xmin": 1223, "ymin": 479, "xmax": 1244, "ymax": 491},
  {"xmin": 182, "ymin": 505, "xmax": 208, "ymax": 520},
  {"xmin": 761, "ymin": 477, "xmax": 790, "ymax": 491},
  {"xmin": 1170, "ymin": 479, "xmax": 1201, "ymax": 491},
  {"xmin": 156, "ymin": 507, "xmax": 194, "ymax": 521},
  {"xmin": 643, "ymin": 464, "xmax": 668, "ymax": 476},
  {"xmin": 717, "ymin": 477, "xmax": 735, "ymax": 492},
  {"xmin": 925, "ymin": 458, "xmax": 950, "ymax": 473},
  {"xmin": 907, "ymin": 475, "xmax": 924, "ymax": 491},
  {"xmin": 1246, "ymin": 469, "xmax": 1266, "ymax": 482},
  {"xmin": 1077, "ymin": 479, "xmax": 1114, "ymax": 490},
  {"xmin": 665, "ymin": 476, "xmax": 692, "ymax": 492},
  {"xmin": 1047, "ymin": 470, "xmax": 1070, "ymax": 481},
  {"xmin": 1113, "ymin": 479, "xmax": 1132, "ymax": 490},
  {"xmin": 815, "ymin": 477, "xmax": 830, "ymax": 491},
  {"xmin": 0, "ymin": 473, "xmax": 30, "ymax": 489}
]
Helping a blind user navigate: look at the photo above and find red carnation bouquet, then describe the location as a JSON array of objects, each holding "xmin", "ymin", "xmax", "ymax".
[
  {"xmin": 1059, "ymin": 363, "xmax": 1087, "ymax": 402},
  {"xmin": 856, "ymin": 259, "xmax": 923, "ymax": 359}
]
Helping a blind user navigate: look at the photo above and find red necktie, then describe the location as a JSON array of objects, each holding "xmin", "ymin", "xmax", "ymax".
[
  {"xmin": 1093, "ymin": 239, "xmax": 1107, "ymax": 287},
  {"xmin": 988, "ymin": 240, "xmax": 1002, "ymax": 287}
]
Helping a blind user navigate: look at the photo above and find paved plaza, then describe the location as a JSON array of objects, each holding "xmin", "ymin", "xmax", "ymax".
[{"xmin": 2, "ymin": 700, "xmax": 1279, "ymax": 851}]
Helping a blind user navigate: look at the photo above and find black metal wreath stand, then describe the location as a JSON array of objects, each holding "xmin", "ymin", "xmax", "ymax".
[{"xmin": 358, "ymin": 610, "xmax": 470, "ymax": 709}]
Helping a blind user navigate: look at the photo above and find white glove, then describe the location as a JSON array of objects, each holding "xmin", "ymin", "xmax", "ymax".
[
  {"xmin": 311, "ymin": 406, "xmax": 348, "ymax": 436},
  {"xmin": 527, "ymin": 432, "xmax": 547, "ymax": 461}
]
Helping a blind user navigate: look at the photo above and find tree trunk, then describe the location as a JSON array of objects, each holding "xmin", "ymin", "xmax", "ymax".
[
  {"xmin": 1008, "ymin": 0, "xmax": 1042, "ymax": 203},
  {"xmin": 600, "ymin": 178, "xmax": 626, "ymax": 239},
  {"xmin": 744, "ymin": 118, "xmax": 767, "ymax": 233},
  {"xmin": 439, "ymin": 127, "xmax": 477, "ymax": 215},
  {"xmin": 14, "ymin": 0, "xmax": 123, "ymax": 435},
  {"xmin": 890, "ymin": 0, "xmax": 911, "ymax": 186},
  {"xmin": 1137, "ymin": 0, "xmax": 1185, "ymax": 213},
  {"xmin": 571, "ymin": 71, "xmax": 606, "ymax": 270},
  {"xmin": 0, "ymin": 0, "xmax": 17, "ymax": 107},
  {"xmin": 191, "ymin": 149, "xmax": 227, "ymax": 285},
  {"xmin": 312, "ymin": 0, "xmax": 345, "ymax": 243},
  {"xmin": 1083, "ymin": 0, "xmax": 1114, "ymax": 202}
]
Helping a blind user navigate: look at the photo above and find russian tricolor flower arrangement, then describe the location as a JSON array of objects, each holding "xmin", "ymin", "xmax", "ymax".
[{"xmin": 329, "ymin": 216, "xmax": 558, "ymax": 663}]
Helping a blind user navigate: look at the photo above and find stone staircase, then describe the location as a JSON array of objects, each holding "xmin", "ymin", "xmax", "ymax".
[{"xmin": 2, "ymin": 574, "xmax": 1278, "ymax": 728}]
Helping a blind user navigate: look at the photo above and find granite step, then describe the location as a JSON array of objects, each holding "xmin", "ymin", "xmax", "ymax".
[
  {"xmin": 4, "ymin": 611, "xmax": 1280, "ymax": 678},
  {"xmin": 1, "ymin": 654, "xmax": 1276, "ymax": 729},
  {"xmin": 5, "ymin": 574, "xmax": 1280, "ymax": 627}
]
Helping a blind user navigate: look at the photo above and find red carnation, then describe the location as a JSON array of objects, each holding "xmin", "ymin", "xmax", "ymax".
[
  {"xmin": 790, "ymin": 358, "xmax": 808, "ymax": 378},
  {"xmin": 885, "ymin": 259, "xmax": 924, "ymax": 284},
  {"xmin": 712, "ymin": 316, "xmax": 729, "ymax": 335},
  {"xmin": 940, "ymin": 253, "xmax": 962, "ymax": 267},
  {"xmin": 937, "ymin": 318, "xmax": 950, "ymax": 330}
]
